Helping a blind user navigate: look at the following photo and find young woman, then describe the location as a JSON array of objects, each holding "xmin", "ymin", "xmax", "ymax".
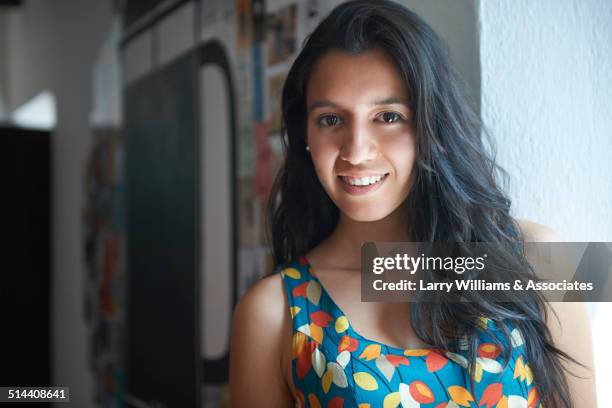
[{"xmin": 229, "ymin": 1, "xmax": 596, "ymax": 407}]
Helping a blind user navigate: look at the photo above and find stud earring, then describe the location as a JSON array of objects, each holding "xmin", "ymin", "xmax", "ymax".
[{"xmin": 306, "ymin": 145, "xmax": 311, "ymax": 152}]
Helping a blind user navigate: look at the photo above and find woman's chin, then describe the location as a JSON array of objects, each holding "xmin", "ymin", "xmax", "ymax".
[{"xmin": 338, "ymin": 205, "xmax": 394, "ymax": 223}]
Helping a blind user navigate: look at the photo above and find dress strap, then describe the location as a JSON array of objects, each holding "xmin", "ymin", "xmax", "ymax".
[
  {"xmin": 278, "ymin": 256, "xmax": 340, "ymax": 347},
  {"xmin": 278, "ymin": 257, "xmax": 316, "ymax": 336}
]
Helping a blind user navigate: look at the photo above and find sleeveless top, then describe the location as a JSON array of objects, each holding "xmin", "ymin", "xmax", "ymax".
[{"xmin": 278, "ymin": 256, "xmax": 541, "ymax": 408}]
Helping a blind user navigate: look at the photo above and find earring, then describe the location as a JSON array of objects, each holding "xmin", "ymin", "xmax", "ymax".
[{"xmin": 306, "ymin": 145, "xmax": 311, "ymax": 152}]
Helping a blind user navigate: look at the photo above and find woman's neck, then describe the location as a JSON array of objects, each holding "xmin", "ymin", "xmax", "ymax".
[{"xmin": 323, "ymin": 202, "xmax": 411, "ymax": 269}]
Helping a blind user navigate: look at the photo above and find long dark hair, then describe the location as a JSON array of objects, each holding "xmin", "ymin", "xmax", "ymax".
[{"xmin": 266, "ymin": 1, "xmax": 582, "ymax": 406}]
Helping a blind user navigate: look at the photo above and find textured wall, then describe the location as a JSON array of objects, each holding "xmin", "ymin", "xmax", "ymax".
[{"xmin": 479, "ymin": 0, "xmax": 612, "ymax": 241}]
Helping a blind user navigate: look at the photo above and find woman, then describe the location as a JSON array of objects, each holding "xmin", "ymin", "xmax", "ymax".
[{"xmin": 229, "ymin": 1, "xmax": 596, "ymax": 407}]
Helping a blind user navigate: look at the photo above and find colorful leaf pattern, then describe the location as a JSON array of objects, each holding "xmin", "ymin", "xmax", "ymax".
[
  {"xmin": 375, "ymin": 355, "xmax": 396, "ymax": 382},
  {"xmin": 425, "ymin": 350, "xmax": 448, "ymax": 372},
  {"xmin": 354, "ymin": 372, "xmax": 379, "ymax": 391},
  {"xmin": 359, "ymin": 344, "xmax": 382, "ymax": 361},
  {"xmin": 479, "ymin": 383, "xmax": 503, "ymax": 408},
  {"xmin": 280, "ymin": 257, "xmax": 543, "ymax": 407}
]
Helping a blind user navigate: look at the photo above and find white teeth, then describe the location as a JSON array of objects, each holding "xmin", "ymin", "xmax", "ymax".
[{"xmin": 345, "ymin": 175, "xmax": 384, "ymax": 186}]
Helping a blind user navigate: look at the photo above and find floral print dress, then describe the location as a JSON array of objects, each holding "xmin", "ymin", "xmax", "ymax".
[{"xmin": 278, "ymin": 256, "xmax": 541, "ymax": 408}]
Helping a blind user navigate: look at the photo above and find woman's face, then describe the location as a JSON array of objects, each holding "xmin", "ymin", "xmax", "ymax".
[{"xmin": 306, "ymin": 48, "xmax": 417, "ymax": 222}]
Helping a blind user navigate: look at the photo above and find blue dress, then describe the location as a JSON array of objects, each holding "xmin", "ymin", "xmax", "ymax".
[{"xmin": 278, "ymin": 256, "xmax": 541, "ymax": 408}]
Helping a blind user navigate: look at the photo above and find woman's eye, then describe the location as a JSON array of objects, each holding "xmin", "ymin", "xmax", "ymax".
[
  {"xmin": 317, "ymin": 114, "xmax": 342, "ymax": 127},
  {"xmin": 377, "ymin": 112, "xmax": 404, "ymax": 123},
  {"xmin": 316, "ymin": 112, "xmax": 404, "ymax": 127}
]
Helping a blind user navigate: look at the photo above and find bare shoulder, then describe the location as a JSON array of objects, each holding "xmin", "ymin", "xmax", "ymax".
[
  {"xmin": 232, "ymin": 272, "xmax": 287, "ymax": 324},
  {"xmin": 514, "ymin": 220, "xmax": 588, "ymax": 334},
  {"xmin": 229, "ymin": 272, "xmax": 294, "ymax": 406},
  {"xmin": 515, "ymin": 218, "xmax": 562, "ymax": 242}
]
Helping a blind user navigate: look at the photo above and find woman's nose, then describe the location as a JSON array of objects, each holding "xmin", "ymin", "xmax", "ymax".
[{"xmin": 339, "ymin": 122, "xmax": 378, "ymax": 165}]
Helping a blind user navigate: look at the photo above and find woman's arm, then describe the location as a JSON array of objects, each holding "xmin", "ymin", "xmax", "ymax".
[
  {"xmin": 546, "ymin": 301, "xmax": 597, "ymax": 407},
  {"xmin": 229, "ymin": 273, "xmax": 294, "ymax": 407},
  {"xmin": 517, "ymin": 219, "xmax": 598, "ymax": 407}
]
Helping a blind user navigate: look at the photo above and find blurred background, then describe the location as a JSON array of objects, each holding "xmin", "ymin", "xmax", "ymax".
[{"xmin": 0, "ymin": 0, "xmax": 610, "ymax": 407}]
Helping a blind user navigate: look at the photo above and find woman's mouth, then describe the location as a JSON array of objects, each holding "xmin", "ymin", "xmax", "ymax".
[{"xmin": 338, "ymin": 173, "xmax": 389, "ymax": 195}]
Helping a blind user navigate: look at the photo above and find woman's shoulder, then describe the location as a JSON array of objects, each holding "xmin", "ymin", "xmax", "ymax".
[
  {"xmin": 514, "ymin": 218, "xmax": 561, "ymax": 242},
  {"xmin": 233, "ymin": 269, "xmax": 288, "ymax": 329},
  {"xmin": 231, "ymin": 259, "xmax": 303, "ymax": 331},
  {"xmin": 229, "ymin": 266, "xmax": 296, "ymax": 405}
]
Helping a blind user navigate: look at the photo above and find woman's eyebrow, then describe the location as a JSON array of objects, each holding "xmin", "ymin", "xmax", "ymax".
[{"xmin": 308, "ymin": 97, "xmax": 409, "ymax": 114}]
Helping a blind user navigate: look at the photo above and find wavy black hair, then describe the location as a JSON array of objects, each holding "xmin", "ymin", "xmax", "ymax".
[{"xmin": 266, "ymin": 1, "xmax": 583, "ymax": 406}]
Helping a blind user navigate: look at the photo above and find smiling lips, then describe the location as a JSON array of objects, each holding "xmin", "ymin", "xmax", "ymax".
[{"xmin": 338, "ymin": 173, "xmax": 389, "ymax": 195}]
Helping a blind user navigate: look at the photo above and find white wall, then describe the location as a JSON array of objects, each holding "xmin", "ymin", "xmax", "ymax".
[
  {"xmin": 4, "ymin": 1, "xmax": 113, "ymax": 406},
  {"xmin": 479, "ymin": 1, "xmax": 612, "ymax": 406},
  {"xmin": 479, "ymin": 0, "xmax": 612, "ymax": 241}
]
